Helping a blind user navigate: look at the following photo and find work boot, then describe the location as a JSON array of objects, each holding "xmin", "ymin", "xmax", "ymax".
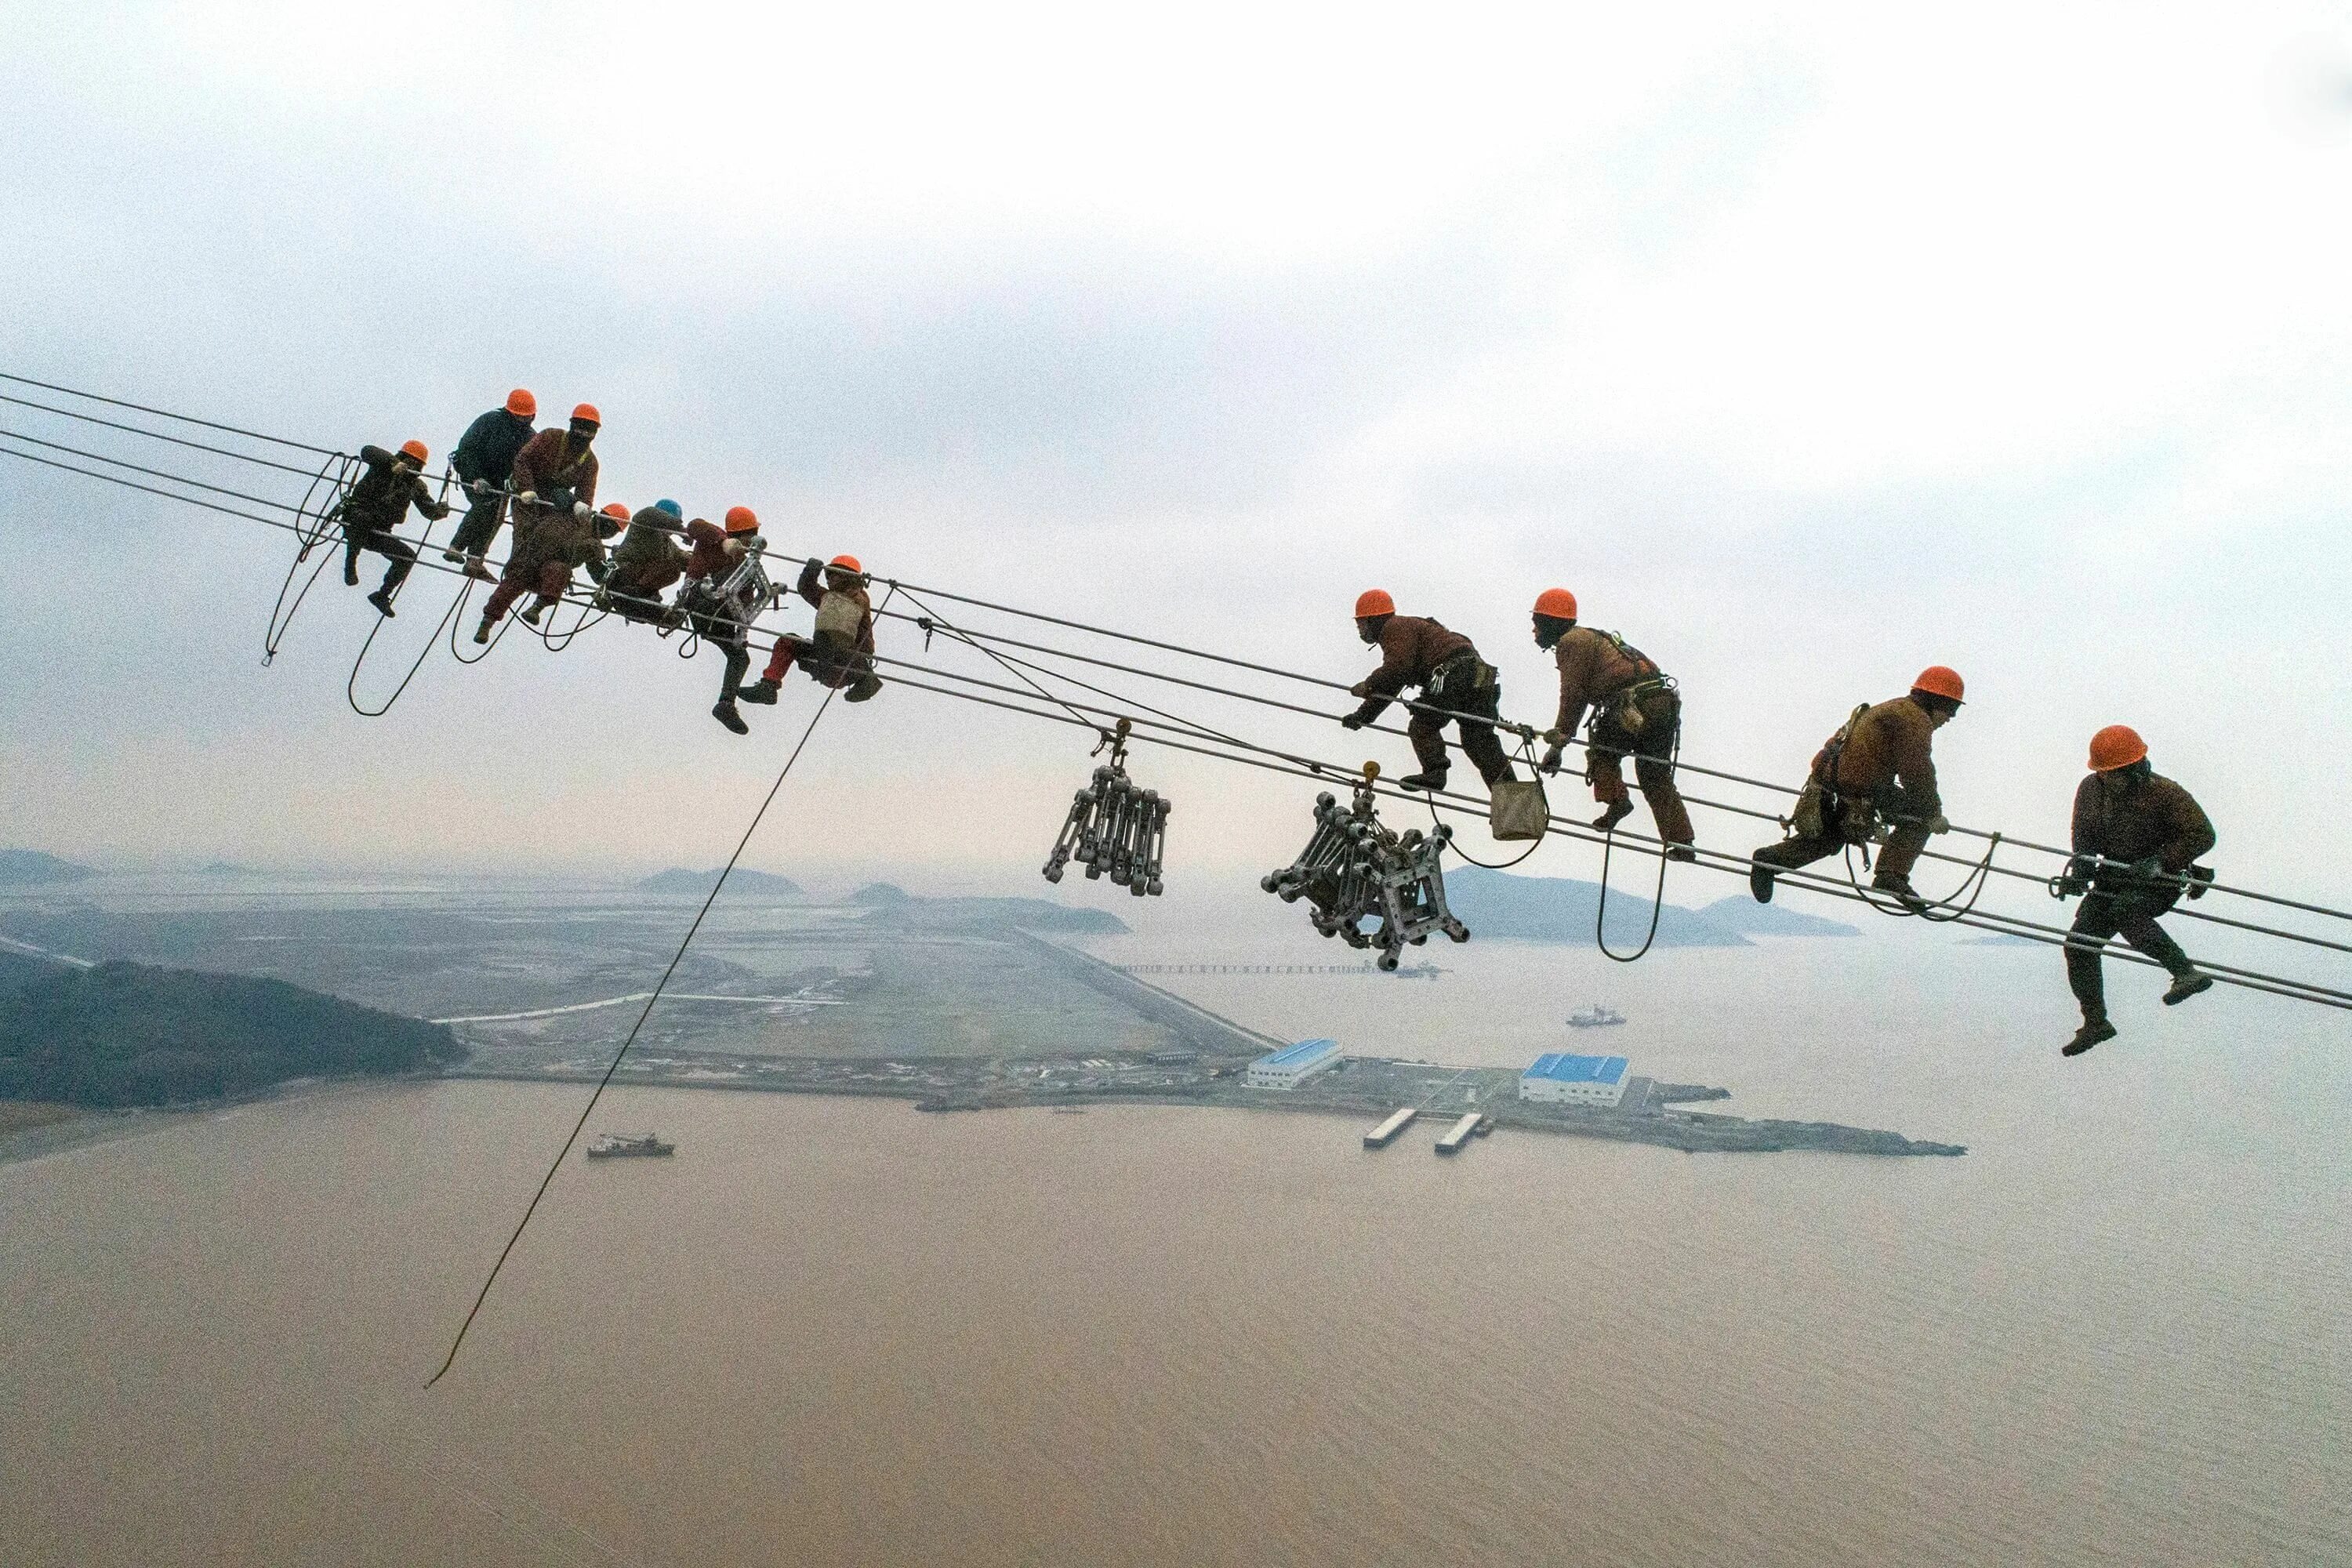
[
  {"xmin": 2063, "ymin": 1017, "xmax": 2118, "ymax": 1057},
  {"xmin": 463, "ymin": 557, "xmax": 495, "ymax": 583},
  {"xmin": 712, "ymin": 700, "xmax": 748, "ymax": 735},
  {"xmin": 2163, "ymin": 971, "xmax": 2215, "ymax": 1007},
  {"xmin": 1871, "ymin": 873, "xmax": 1928, "ymax": 913},
  {"xmin": 472, "ymin": 617, "xmax": 492, "ymax": 646},
  {"xmin": 591, "ymin": 589, "xmax": 613, "ymax": 611},
  {"xmin": 519, "ymin": 601, "xmax": 546, "ymax": 626},
  {"xmin": 736, "ymin": 678, "xmax": 779, "ymax": 706},
  {"xmin": 1395, "ymin": 768, "xmax": 1449, "ymax": 793},
  {"xmin": 844, "ymin": 673, "xmax": 884, "ymax": 703},
  {"xmin": 442, "ymin": 547, "xmax": 465, "ymax": 563},
  {"xmin": 659, "ymin": 607, "xmax": 686, "ymax": 631},
  {"xmin": 1592, "ymin": 798, "xmax": 1635, "ymax": 833},
  {"xmin": 343, "ymin": 561, "xmax": 360, "ymax": 586},
  {"xmin": 1749, "ymin": 863, "xmax": 1776, "ymax": 903},
  {"xmin": 366, "ymin": 588, "xmax": 396, "ymax": 618},
  {"xmin": 1665, "ymin": 843, "xmax": 1697, "ymax": 864}
]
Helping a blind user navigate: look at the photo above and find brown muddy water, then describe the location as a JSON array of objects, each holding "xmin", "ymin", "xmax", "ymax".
[{"xmin": 3, "ymin": 936, "xmax": 2348, "ymax": 1566}]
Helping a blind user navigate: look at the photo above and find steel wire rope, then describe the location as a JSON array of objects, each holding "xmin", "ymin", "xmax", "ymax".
[
  {"xmin": 426, "ymin": 582, "xmax": 898, "ymax": 1388},
  {"xmin": 347, "ymin": 541, "xmax": 473, "ymax": 719},
  {"xmin": 13, "ymin": 434, "xmax": 2352, "ymax": 957},
  {"xmin": 0, "ymin": 368, "xmax": 340, "ymax": 454}
]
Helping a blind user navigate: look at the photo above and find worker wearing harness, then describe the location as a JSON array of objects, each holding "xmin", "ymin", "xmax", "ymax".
[
  {"xmin": 1530, "ymin": 587, "xmax": 1693, "ymax": 859},
  {"xmin": 599, "ymin": 499, "xmax": 691, "ymax": 626},
  {"xmin": 1748, "ymin": 666, "xmax": 1965, "ymax": 910},
  {"xmin": 442, "ymin": 388, "xmax": 537, "ymax": 580},
  {"xmin": 737, "ymin": 554, "xmax": 881, "ymax": 706},
  {"xmin": 2053, "ymin": 725, "xmax": 2216, "ymax": 1056},
  {"xmin": 339, "ymin": 440, "xmax": 449, "ymax": 617},
  {"xmin": 680, "ymin": 506, "xmax": 769, "ymax": 735},
  {"xmin": 1338, "ymin": 590, "xmax": 1516, "ymax": 794}
]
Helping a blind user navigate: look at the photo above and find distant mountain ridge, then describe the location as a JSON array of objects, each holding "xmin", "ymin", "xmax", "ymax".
[
  {"xmin": 638, "ymin": 868, "xmax": 804, "ymax": 897},
  {"xmin": 1443, "ymin": 866, "xmax": 1749, "ymax": 947},
  {"xmin": 0, "ymin": 850, "xmax": 94, "ymax": 886},
  {"xmin": 849, "ymin": 883, "xmax": 1127, "ymax": 935}
]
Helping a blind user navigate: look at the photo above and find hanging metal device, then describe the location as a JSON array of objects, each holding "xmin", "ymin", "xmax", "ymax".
[
  {"xmin": 1261, "ymin": 764, "xmax": 1468, "ymax": 970},
  {"xmin": 1042, "ymin": 720, "xmax": 1171, "ymax": 897}
]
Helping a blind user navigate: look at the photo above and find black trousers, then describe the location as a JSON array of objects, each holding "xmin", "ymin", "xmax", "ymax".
[
  {"xmin": 344, "ymin": 527, "xmax": 416, "ymax": 593},
  {"xmin": 691, "ymin": 612, "xmax": 750, "ymax": 702},
  {"xmin": 447, "ymin": 492, "xmax": 507, "ymax": 557},
  {"xmin": 1406, "ymin": 659, "xmax": 1514, "ymax": 784},
  {"xmin": 2065, "ymin": 882, "xmax": 2193, "ymax": 1018}
]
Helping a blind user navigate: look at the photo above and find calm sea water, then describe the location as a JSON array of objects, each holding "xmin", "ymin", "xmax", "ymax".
[{"xmin": 3, "ymin": 925, "xmax": 2347, "ymax": 1566}]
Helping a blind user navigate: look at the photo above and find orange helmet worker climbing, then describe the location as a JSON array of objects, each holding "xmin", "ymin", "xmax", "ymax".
[
  {"xmin": 2088, "ymin": 724, "xmax": 2147, "ymax": 772},
  {"xmin": 396, "ymin": 438, "xmax": 429, "ymax": 466},
  {"xmin": 1354, "ymin": 588, "xmax": 1395, "ymax": 620},
  {"xmin": 828, "ymin": 554, "xmax": 863, "ymax": 576},
  {"xmin": 1532, "ymin": 587, "xmax": 1577, "ymax": 621},
  {"xmin": 1911, "ymin": 665, "xmax": 1965, "ymax": 704},
  {"xmin": 724, "ymin": 505, "xmax": 759, "ymax": 534}
]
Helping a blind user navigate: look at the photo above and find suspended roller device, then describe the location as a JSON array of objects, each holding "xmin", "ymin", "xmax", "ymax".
[
  {"xmin": 1261, "ymin": 763, "xmax": 1468, "ymax": 970},
  {"xmin": 1042, "ymin": 719, "xmax": 1171, "ymax": 896}
]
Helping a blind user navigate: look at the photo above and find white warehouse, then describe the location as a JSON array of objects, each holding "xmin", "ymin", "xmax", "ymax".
[
  {"xmin": 1519, "ymin": 1052, "xmax": 1629, "ymax": 1108},
  {"xmin": 1244, "ymin": 1038, "xmax": 1344, "ymax": 1090}
]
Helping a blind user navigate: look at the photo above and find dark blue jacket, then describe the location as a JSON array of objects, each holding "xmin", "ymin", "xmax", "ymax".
[{"xmin": 451, "ymin": 408, "xmax": 535, "ymax": 487}]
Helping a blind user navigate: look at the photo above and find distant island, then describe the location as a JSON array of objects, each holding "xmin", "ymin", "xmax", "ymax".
[
  {"xmin": 1694, "ymin": 895, "xmax": 1860, "ymax": 938},
  {"xmin": 0, "ymin": 849, "xmax": 94, "ymax": 886},
  {"xmin": 0, "ymin": 960, "xmax": 463, "ymax": 1108},
  {"xmin": 1439, "ymin": 866, "xmax": 1860, "ymax": 946},
  {"xmin": 638, "ymin": 867, "xmax": 804, "ymax": 897},
  {"xmin": 850, "ymin": 882, "xmax": 1129, "ymax": 935}
]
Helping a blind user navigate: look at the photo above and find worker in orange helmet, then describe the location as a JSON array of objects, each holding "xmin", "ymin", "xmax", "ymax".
[
  {"xmin": 442, "ymin": 388, "xmax": 538, "ymax": 579},
  {"xmin": 339, "ymin": 438, "xmax": 450, "ymax": 616},
  {"xmin": 473, "ymin": 495, "xmax": 624, "ymax": 643},
  {"xmin": 677, "ymin": 506, "xmax": 768, "ymax": 734},
  {"xmin": 1530, "ymin": 587, "xmax": 1693, "ymax": 860},
  {"xmin": 505, "ymin": 401, "xmax": 601, "ymax": 567},
  {"xmin": 1748, "ymin": 666, "xmax": 1966, "ymax": 909},
  {"xmin": 2052, "ymin": 725, "xmax": 2216, "ymax": 1056},
  {"xmin": 738, "ymin": 553, "xmax": 881, "ymax": 706},
  {"xmin": 1338, "ymin": 589, "xmax": 1516, "ymax": 793}
]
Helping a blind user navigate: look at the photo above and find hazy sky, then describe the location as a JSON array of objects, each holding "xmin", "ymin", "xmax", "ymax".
[{"xmin": 4, "ymin": 2, "xmax": 2350, "ymax": 912}]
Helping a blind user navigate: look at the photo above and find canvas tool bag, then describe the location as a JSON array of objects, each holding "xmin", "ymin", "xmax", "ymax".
[{"xmin": 1490, "ymin": 777, "xmax": 1550, "ymax": 841}]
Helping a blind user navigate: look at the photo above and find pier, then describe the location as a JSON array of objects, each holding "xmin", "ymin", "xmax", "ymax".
[
  {"xmin": 1435, "ymin": 1112, "xmax": 1482, "ymax": 1156},
  {"xmin": 1362, "ymin": 1108, "xmax": 1417, "ymax": 1149}
]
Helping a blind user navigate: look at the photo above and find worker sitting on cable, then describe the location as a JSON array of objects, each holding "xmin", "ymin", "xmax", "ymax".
[
  {"xmin": 1530, "ymin": 586, "xmax": 1693, "ymax": 861},
  {"xmin": 678, "ymin": 506, "xmax": 768, "ymax": 735},
  {"xmin": 598, "ymin": 499, "xmax": 691, "ymax": 626},
  {"xmin": 339, "ymin": 439, "xmax": 450, "ymax": 618},
  {"xmin": 506, "ymin": 401, "xmax": 601, "ymax": 566},
  {"xmin": 1337, "ymin": 590, "xmax": 1517, "ymax": 794},
  {"xmin": 474, "ymin": 499, "xmax": 621, "ymax": 642},
  {"xmin": 442, "ymin": 388, "xmax": 536, "ymax": 581},
  {"xmin": 738, "ymin": 554, "xmax": 881, "ymax": 706},
  {"xmin": 1748, "ymin": 666, "xmax": 1965, "ymax": 910},
  {"xmin": 2053, "ymin": 725, "xmax": 2216, "ymax": 1057}
]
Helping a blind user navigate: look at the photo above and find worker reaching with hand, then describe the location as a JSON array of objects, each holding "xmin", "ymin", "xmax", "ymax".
[
  {"xmin": 1748, "ymin": 666, "xmax": 1965, "ymax": 910},
  {"xmin": 1338, "ymin": 590, "xmax": 1516, "ymax": 794},
  {"xmin": 1530, "ymin": 587, "xmax": 1693, "ymax": 860},
  {"xmin": 442, "ymin": 388, "xmax": 537, "ymax": 580},
  {"xmin": 505, "ymin": 402, "xmax": 601, "ymax": 562},
  {"xmin": 738, "ymin": 554, "xmax": 882, "ymax": 706},
  {"xmin": 598, "ymin": 499, "xmax": 691, "ymax": 626},
  {"xmin": 339, "ymin": 439, "xmax": 449, "ymax": 617},
  {"xmin": 474, "ymin": 497, "xmax": 622, "ymax": 642},
  {"xmin": 2053, "ymin": 726, "xmax": 2216, "ymax": 1057},
  {"xmin": 679, "ymin": 506, "xmax": 769, "ymax": 735}
]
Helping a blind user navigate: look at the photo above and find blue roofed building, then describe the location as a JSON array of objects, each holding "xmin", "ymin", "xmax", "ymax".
[
  {"xmin": 1519, "ymin": 1051, "xmax": 1630, "ymax": 1108},
  {"xmin": 1244, "ymin": 1038, "xmax": 1344, "ymax": 1090}
]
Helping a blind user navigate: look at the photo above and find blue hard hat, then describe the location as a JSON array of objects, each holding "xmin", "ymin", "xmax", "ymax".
[{"xmin": 654, "ymin": 499, "xmax": 681, "ymax": 518}]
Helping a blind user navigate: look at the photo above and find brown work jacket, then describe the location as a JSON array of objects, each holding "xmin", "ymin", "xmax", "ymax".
[
  {"xmin": 1550, "ymin": 627, "xmax": 1661, "ymax": 737},
  {"xmin": 2071, "ymin": 771, "xmax": 2215, "ymax": 872},
  {"xmin": 1354, "ymin": 615, "xmax": 1474, "ymax": 698},
  {"xmin": 508, "ymin": 430, "xmax": 599, "ymax": 526},
  {"xmin": 1812, "ymin": 696, "xmax": 1940, "ymax": 815},
  {"xmin": 612, "ymin": 508, "xmax": 688, "ymax": 577}
]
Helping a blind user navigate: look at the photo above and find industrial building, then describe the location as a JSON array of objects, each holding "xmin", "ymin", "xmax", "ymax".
[
  {"xmin": 1244, "ymin": 1038, "xmax": 1344, "ymax": 1090},
  {"xmin": 1519, "ymin": 1052, "xmax": 1629, "ymax": 1108}
]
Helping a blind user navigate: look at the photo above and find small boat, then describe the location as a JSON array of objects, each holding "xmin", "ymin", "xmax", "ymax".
[
  {"xmin": 586, "ymin": 1133, "xmax": 674, "ymax": 1160},
  {"xmin": 1566, "ymin": 1004, "xmax": 1626, "ymax": 1029}
]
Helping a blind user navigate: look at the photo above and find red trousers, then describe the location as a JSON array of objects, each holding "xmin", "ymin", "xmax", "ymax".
[{"xmin": 483, "ymin": 559, "xmax": 570, "ymax": 623}]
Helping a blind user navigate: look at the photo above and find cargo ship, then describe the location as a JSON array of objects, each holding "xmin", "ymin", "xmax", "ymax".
[
  {"xmin": 586, "ymin": 1133, "xmax": 673, "ymax": 1159},
  {"xmin": 1566, "ymin": 1004, "xmax": 1626, "ymax": 1029}
]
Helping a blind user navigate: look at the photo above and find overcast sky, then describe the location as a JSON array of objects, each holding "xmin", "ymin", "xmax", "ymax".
[{"xmin": 3, "ymin": 2, "xmax": 2350, "ymax": 916}]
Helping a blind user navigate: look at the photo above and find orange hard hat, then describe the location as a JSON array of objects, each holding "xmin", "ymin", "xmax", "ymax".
[
  {"xmin": 601, "ymin": 502, "xmax": 630, "ymax": 519},
  {"xmin": 1533, "ymin": 587, "xmax": 1577, "ymax": 620},
  {"xmin": 724, "ymin": 505, "xmax": 758, "ymax": 534},
  {"xmin": 1354, "ymin": 588, "xmax": 1396, "ymax": 619},
  {"xmin": 2088, "ymin": 724, "xmax": 2147, "ymax": 772},
  {"xmin": 1911, "ymin": 665, "xmax": 1965, "ymax": 703},
  {"xmin": 505, "ymin": 388, "xmax": 537, "ymax": 418},
  {"xmin": 397, "ymin": 438, "xmax": 429, "ymax": 465},
  {"xmin": 571, "ymin": 402, "xmax": 601, "ymax": 425},
  {"xmin": 827, "ymin": 554, "xmax": 863, "ymax": 574}
]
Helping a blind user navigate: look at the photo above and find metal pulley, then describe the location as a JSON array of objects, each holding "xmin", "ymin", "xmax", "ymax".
[
  {"xmin": 1041, "ymin": 720, "xmax": 1170, "ymax": 897},
  {"xmin": 1260, "ymin": 763, "xmax": 1468, "ymax": 970}
]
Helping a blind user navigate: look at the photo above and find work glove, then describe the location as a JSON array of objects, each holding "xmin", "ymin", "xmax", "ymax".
[
  {"xmin": 2185, "ymin": 865, "xmax": 2215, "ymax": 900},
  {"xmin": 470, "ymin": 478, "xmax": 490, "ymax": 499},
  {"xmin": 1340, "ymin": 713, "xmax": 1367, "ymax": 731},
  {"xmin": 724, "ymin": 538, "xmax": 746, "ymax": 558},
  {"xmin": 1539, "ymin": 745, "xmax": 1565, "ymax": 775},
  {"xmin": 1926, "ymin": 813, "xmax": 1951, "ymax": 835},
  {"xmin": 517, "ymin": 490, "xmax": 537, "ymax": 505},
  {"xmin": 1541, "ymin": 728, "xmax": 1567, "ymax": 748},
  {"xmin": 573, "ymin": 499, "xmax": 592, "ymax": 518},
  {"xmin": 2129, "ymin": 855, "xmax": 2165, "ymax": 884},
  {"xmin": 1348, "ymin": 681, "xmax": 1370, "ymax": 699}
]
